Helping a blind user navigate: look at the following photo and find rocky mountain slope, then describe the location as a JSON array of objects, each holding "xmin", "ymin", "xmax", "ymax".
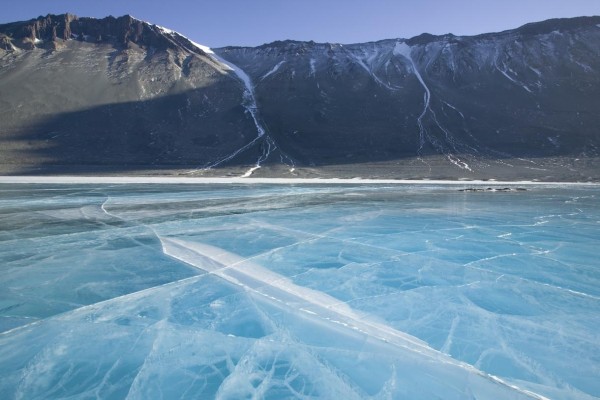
[{"xmin": 1, "ymin": 14, "xmax": 599, "ymax": 180}]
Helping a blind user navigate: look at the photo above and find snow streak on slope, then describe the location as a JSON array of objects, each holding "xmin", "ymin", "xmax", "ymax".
[
  {"xmin": 260, "ymin": 60, "xmax": 285, "ymax": 81},
  {"xmin": 346, "ymin": 44, "xmax": 401, "ymax": 91},
  {"xmin": 493, "ymin": 50, "xmax": 533, "ymax": 94},
  {"xmin": 393, "ymin": 42, "xmax": 430, "ymax": 152},
  {"xmin": 196, "ymin": 47, "xmax": 266, "ymax": 172},
  {"xmin": 393, "ymin": 41, "xmax": 473, "ymax": 171},
  {"xmin": 160, "ymin": 237, "xmax": 548, "ymax": 400},
  {"xmin": 200, "ymin": 47, "xmax": 295, "ymax": 175},
  {"xmin": 157, "ymin": 26, "xmax": 280, "ymax": 176}
]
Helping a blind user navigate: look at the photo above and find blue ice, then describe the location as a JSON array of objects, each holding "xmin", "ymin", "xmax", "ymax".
[{"xmin": 0, "ymin": 183, "xmax": 598, "ymax": 399}]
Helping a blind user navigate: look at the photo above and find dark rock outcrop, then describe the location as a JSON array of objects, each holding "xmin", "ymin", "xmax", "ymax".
[
  {"xmin": 0, "ymin": 14, "xmax": 599, "ymax": 180},
  {"xmin": 0, "ymin": 14, "xmax": 209, "ymax": 54}
]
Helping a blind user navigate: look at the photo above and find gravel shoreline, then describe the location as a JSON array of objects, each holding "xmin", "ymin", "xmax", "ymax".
[{"xmin": 0, "ymin": 156, "xmax": 598, "ymax": 183}]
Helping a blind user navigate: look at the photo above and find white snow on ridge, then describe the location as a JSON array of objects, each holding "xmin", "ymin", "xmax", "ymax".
[
  {"xmin": 156, "ymin": 25, "xmax": 216, "ymax": 57},
  {"xmin": 392, "ymin": 41, "xmax": 412, "ymax": 59},
  {"xmin": 155, "ymin": 25, "xmax": 174, "ymax": 35}
]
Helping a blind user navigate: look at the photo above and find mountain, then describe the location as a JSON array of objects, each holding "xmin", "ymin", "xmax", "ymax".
[{"xmin": 1, "ymin": 14, "xmax": 599, "ymax": 180}]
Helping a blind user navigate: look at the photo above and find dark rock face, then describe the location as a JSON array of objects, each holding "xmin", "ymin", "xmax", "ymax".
[
  {"xmin": 0, "ymin": 14, "xmax": 599, "ymax": 180},
  {"xmin": 0, "ymin": 14, "xmax": 208, "ymax": 54},
  {"xmin": 0, "ymin": 14, "xmax": 258, "ymax": 171},
  {"xmin": 215, "ymin": 17, "xmax": 600, "ymax": 170}
]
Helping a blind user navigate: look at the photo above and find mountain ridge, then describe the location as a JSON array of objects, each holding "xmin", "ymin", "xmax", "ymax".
[
  {"xmin": 3, "ymin": 13, "xmax": 600, "ymax": 55},
  {"xmin": 1, "ymin": 14, "xmax": 599, "ymax": 180}
]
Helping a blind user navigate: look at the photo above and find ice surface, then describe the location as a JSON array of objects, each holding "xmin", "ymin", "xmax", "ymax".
[{"xmin": 1, "ymin": 183, "xmax": 599, "ymax": 399}]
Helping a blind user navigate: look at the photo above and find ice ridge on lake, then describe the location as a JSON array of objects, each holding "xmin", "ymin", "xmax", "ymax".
[{"xmin": 0, "ymin": 183, "xmax": 599, "ymax": 399}]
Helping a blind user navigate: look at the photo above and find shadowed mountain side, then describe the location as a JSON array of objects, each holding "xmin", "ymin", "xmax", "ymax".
[
  {"xmin": 250, "ymin": 56, "xmax": 600, "ymax": 164},
  {"xmin": 2, "ymin": 78, "xmax": 599, "ymax": 179},
  {"xmin": 0, "ymin": 87, "xmax": 270, "ymax": 173},
  {"xmin": 0, "ymin": 16, "xmax": 269, "ymax": 174},
  {"xmin": 216, "ymin": 17, "xmax": 600, "ymax": 168},
  {"xmin": 5, "ymin": 83, "xmax": 598, "ymax": 180},
  {"xmin": 1, "ymin": 14, "xmax": 600, "ymax": 179}
]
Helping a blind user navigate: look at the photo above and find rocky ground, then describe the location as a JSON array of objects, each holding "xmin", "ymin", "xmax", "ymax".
[{"xmin": 2, "ymin": 156, "xmax": 598, "ymax": 182}]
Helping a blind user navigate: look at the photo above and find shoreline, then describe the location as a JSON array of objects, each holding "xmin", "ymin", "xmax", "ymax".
[{"xmin": 0, "ymin": 175, "xmax": 598, "ymax": 186}]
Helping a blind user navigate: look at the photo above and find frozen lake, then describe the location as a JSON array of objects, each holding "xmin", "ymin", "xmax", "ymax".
[{"xmin": 0, "ymin": 182, "xmax": 598, "ymax": 399}]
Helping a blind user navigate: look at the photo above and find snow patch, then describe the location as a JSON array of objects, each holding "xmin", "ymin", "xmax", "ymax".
[
  {"xmin": 156, "ymin": 25, "xmax": 216, "ymax": 57},
  {"xmin": 496, "ymin": 62, "xmax": 532, "ymax": 93},
  {"xmin": 575, "ymin": 61, "xmax": 593, "ymax": 73},
  {"xmin": 241, "ymin": 165, "xmax": 261, "ymax": 178},
  {"xmin": 392, "ymin": 41, "xmax": 412, "ymax": 59},
  {"xmin": 260, "ymin": 61, "xmax": 285, "ymax": 81},
  {"xmin": 309, "ymin": 58, "xmax": 316, "ymax": 76},
  {"xmin": 156, "ymin": 25, "xmax": 174, "ymax": 35},
  {"xmin": 529, "ymin": 66, "xmax": 542, "ymax": 77}
]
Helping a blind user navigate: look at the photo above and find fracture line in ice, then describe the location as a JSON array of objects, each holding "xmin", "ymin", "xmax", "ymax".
[
  {"xmin": 0, "ymin": 271, "xmax": 204, "ymax": 337},
  {"xmin": 253, "ymin": 219, "xmax": 599, "ymax": 301},
  {"xmin": 246, "ymin": 219, "xmax": 417, "ymax": 257},
  {"xmin": 464, "ymin": 260, "xmax": 600, "ymax": 300},
  {"xmin": 440, "ymin": 316, "xmax": 460, "ymax": 355},
  {"xmin": 159, "ymin": 237, "xmax": 549, "ymax": 400},
  {"xmin": 160, "ymin": 238, "xmax": 433, "ymax": 349}
]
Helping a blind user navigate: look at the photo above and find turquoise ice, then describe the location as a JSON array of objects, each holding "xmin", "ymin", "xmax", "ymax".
[{"xmin": 0, "ymin": 183, "xmax": 598, "ymax": 399}]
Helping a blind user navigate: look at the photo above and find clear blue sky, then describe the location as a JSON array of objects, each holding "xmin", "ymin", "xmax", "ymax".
[{"xmin": 2, "ymin": 0, "xmax": 600, "ymax": 48}]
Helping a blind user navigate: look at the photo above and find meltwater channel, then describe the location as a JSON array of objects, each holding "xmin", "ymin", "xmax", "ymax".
[{"xmin": 0, "ymin": 182, "xmax": 598, "ymax": 399}]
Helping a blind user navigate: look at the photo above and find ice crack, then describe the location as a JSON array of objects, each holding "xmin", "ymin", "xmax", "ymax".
[{"xmin": 159, "ymin": 237, "xmax": 549, "ymax": 400}]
